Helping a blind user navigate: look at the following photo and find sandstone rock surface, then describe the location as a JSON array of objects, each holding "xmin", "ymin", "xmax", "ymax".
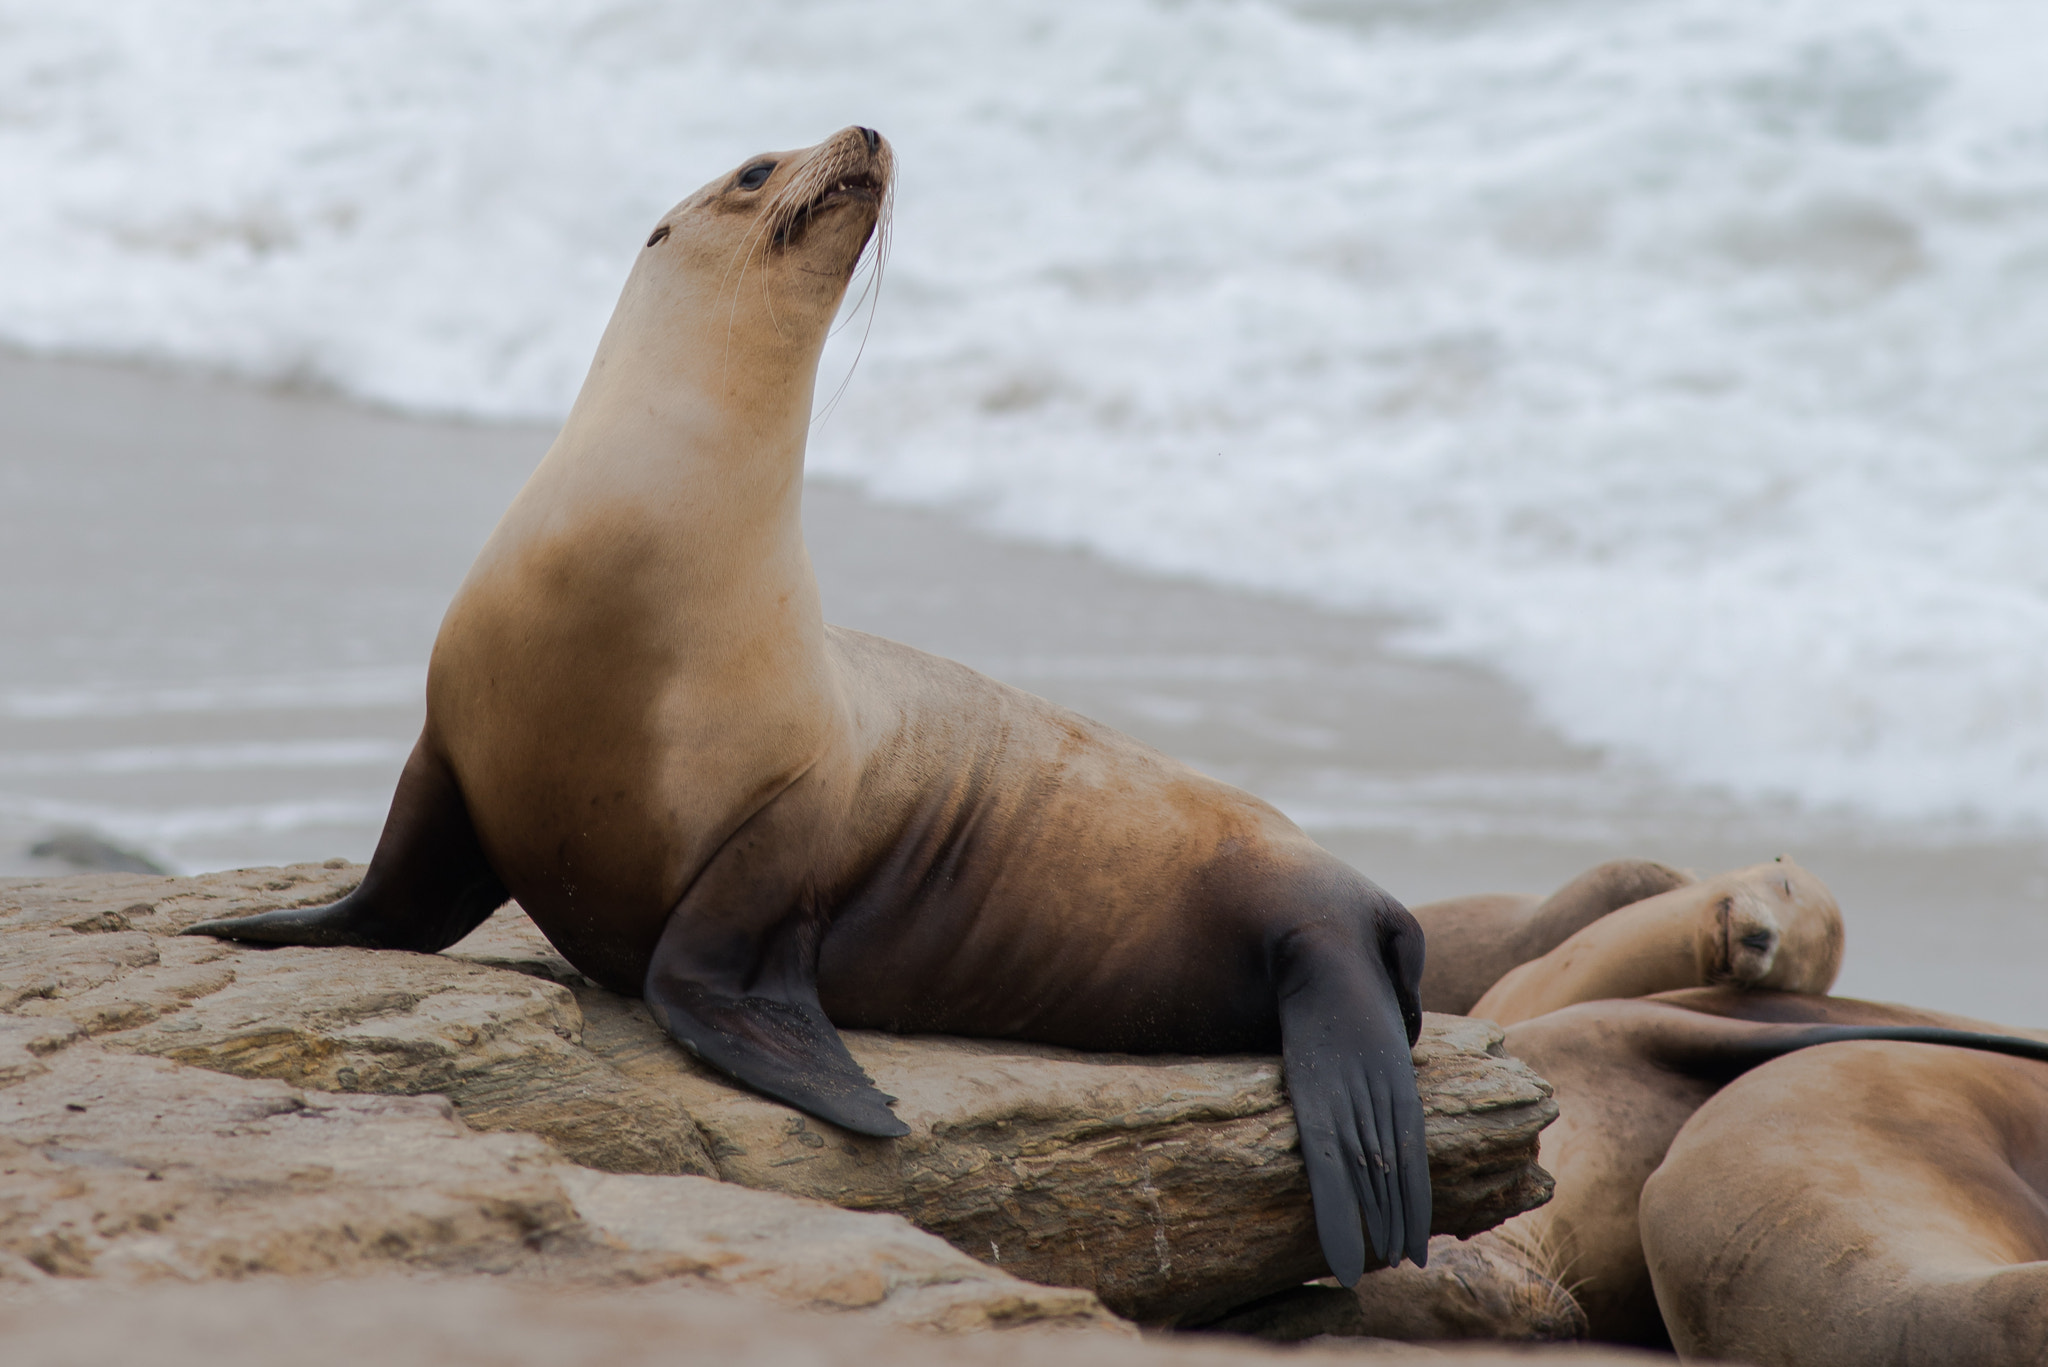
[
  {"xmin": 0, "ymin": 1018, "xmax": 1114, "ymax": 1333},
  {"xmin": 0, "ymin": 865, "xmax": 1558, "ymax": 1326},
  {"xmin": 1208, "ymin": 1231, "xmax": 1587, "ymax": 1343},
  {"xmin": 0, "ymin": 1277, "xmax": 1677, "ymax": 1367}
]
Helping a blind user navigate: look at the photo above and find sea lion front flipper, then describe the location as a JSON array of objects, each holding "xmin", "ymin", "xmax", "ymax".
[
  {"xmin": 1278, "ymin": 915, "xmax": 1433, "ymax": 1285},
  {"xmin": 184, "ymin": 737, "xmax": 507, "ymax": 951},
  {"xmin": 643, "ymin": 914, "xmax": 910, "ymax": 1139}
]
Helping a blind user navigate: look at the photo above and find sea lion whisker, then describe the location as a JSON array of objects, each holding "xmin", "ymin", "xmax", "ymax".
[
  {"xmin": 813, "ymin": 209, "xmax": 889, "ymax": 427},
  {"xmin": 748, "ymin": 212, "xmax": 792, "ymax": 341},
  {"xmin": 1492, "ymin": 1216, "xmax": 1590, "ymax": 1305},
  {"xmin": 719, "ymin": 211, "xmax": 785, "ymax": 378},
  {"xmin": 744, "ymin": 155, "xmax": 858, "ymax": 343},
  {"xmin": 841, "ymin": 187, "xmax": 893, "ymax": 322}
]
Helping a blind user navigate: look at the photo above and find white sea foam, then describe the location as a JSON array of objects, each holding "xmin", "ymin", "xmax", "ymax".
[
  {"xmin": 3, "ymin": 0, "xmax": 2046, "ymax": 828},
  {"xmin": 0, "ymin": 792, "xmax": 389, "ymax": 849},
  {"xmin": 0, "ymin": 739, "xmax": 410, "ymax": 777},
  {"xmin": 0, "ymin": 669, "xmax": 424, "ymax": 720}
]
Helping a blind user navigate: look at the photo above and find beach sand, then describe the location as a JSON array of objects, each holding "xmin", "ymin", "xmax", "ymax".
[{"xmin": 4, "ymin": 350, "xmax": 2043, "ymax": 1024}]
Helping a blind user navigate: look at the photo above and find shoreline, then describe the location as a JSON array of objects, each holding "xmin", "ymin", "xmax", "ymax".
[{"xmin": 3, "ymin": 349, "xmax": 2044, "ymax": 1024}]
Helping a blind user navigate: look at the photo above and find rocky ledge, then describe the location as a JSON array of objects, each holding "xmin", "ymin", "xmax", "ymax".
[{"xmin": 0, "ymin": 864, "xmax": 1557, "ymax": 1331}]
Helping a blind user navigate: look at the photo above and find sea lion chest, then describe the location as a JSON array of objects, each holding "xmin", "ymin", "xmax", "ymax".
[{"xmin": 425, "ymin": 506, "xmax": 838, "ymax": 986}]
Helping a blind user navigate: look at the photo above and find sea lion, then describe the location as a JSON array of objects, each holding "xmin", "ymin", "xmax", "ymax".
[
  {"xmin": 1642, "ymin": 1038, "xmax": 2048, "ymax": 1366},
  {"xmin": 1409, "ymin": 859, "xmax": 1694, "ymax": 1014},
  {"xmin": 1481, "ymin": 991, "xmax": 2048, "ymax": 1345},
  {"xmin": 1469, "ymin": 858, "xmax": 1842, "ymax": 1026},
  {"xmin": 183, "ymin": 127, "xmax": 1431, "ymax": 1284}
]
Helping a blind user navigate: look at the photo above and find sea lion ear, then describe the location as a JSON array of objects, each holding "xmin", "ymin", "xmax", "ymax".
[{"xmin": 1379, "ymin": 900, "xmax": 1427, "ymax": 1047}]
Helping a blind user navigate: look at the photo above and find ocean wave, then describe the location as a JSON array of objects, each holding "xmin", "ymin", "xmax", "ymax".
[
  {"xmin": 3, "ymin": 0, "xmax": 2045, "ymax": 825},
  {"xmin": 0, "ymin": 668, "xmax": 425, "ymax": 719}
]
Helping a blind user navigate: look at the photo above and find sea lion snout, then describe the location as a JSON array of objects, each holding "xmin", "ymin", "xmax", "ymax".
[
  {"xmin": 758, "ymin": 127, "xmax": 892, "ymax": 257},
  {"xmin": 1707, "ymin": 891, "xmax": 1780, "ymax": 985},
  {"xmin": 1754, "ymin": 858, "xmax": 1843, "ymax": 994},
  {"xmin": 1694, "ymin": 858, "xmax": 1842, "ymax": 994}
]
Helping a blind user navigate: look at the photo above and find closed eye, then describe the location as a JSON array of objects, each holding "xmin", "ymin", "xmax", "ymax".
[
  {"xmin": 1740, "ymin": 931, "xmax": 1775, "ymax": 952},
  {"xmin": 737, "ymin": 161, "xmax": 776, "ymax": 191}
]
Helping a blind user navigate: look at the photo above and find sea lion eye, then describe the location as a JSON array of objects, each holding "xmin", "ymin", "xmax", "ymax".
[
  {"xmin": 1740, "ymin": 931, "xmax": 1775, "ymax": 952},
  {"xmin": 645, "ymin": 224, "xmax": 671, "ymax": 247},
  {"xmin": 737, "ymin": 162, "xmax": 775, "ymax": 191}
]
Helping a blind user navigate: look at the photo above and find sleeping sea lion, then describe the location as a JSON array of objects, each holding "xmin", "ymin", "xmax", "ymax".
[
  {"xmin": 1484, "ymin": 990, "xmax": 2048, "ymax": 1345},
  {"xmin": 183, "ymin": 126, "xmax": 1431, "ymax": 1284},
  {"xmin": 1469, "ymin": 857, "xmax": 1843, "ymax": 1026},
  {"xmin": 1407, "ymin": 858, "xmax": 1694, "ymax": 1015},
  {"xmin": 1641, "ymin": 1036, "xmax": 2048, "ymax": 1366}
]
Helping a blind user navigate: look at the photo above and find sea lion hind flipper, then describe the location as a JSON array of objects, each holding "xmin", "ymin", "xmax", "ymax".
[
  {"xmin": 184, "ymin": 738, "xmax": 507, "ymax": 951},
  {"xmin": 645, "ymin": 963, "xmax": 910, "ymax": 1139},
  {"xmin": 1689, "ymin": 1022, "xmax": 2048, "ymax": 1079},
  {"xmin": 1279, "ymin": 939, "xmax": 1433, "ymax": 1285}
]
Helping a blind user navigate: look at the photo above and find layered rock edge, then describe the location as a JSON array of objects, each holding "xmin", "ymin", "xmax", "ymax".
[{"xmin": 1, "ymin": 864, "xmax": 1556, "ymax": 1327}]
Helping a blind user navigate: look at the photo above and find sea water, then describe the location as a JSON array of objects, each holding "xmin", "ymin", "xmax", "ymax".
[{"xmin": 3, "ymin": 0, "xmax": 2047, "ymax": 845}]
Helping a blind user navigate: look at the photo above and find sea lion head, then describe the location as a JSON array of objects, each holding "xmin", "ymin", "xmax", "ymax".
[
  {"xmin": 633, "ymin": 125, "xmax": 892, "ymax": 355},
  {"xmin": 1694, "ymin": 856, "xmax": 1844, "ymax": 994}
]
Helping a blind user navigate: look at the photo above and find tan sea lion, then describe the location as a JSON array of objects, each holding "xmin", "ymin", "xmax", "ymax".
[
  {"xmin": 184, "ymin": 127, "xmax": 1431, "ymax": 1284},
  {"xmin": 1408, "ymin": 859, "xmax": 1694, "ymax": 1014},
  {"xmin": 1642, "ymin": 1037, "xmax": 2048, "ymax": 1366},
  {"xmin": 1469, "ymin": 858, "xmax": 1843, "ymax": 1026},
  {"xmin": 1483, "ymin": 991, "xmax": 2048, "ymax": 1345}
]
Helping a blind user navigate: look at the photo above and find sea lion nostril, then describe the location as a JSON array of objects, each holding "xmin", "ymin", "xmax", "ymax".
[{"xmin": 859, "ymin": 126, "xmax": 879, "ymax": 154}]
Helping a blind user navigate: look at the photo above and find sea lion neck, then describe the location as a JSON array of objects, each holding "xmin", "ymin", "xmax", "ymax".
[
  {"xmin": 490, "ymin": 236, "xmax": 835, "ymax": 575},
  {"xmin": 544, "ymin": 347, "xmax": 815, "ymax": 525},
  {"xmin": 442, "ymin": 262, "xmax": 833, "ymax": 706},
  {"xmin": 504, "ymin": 123, "xmax": 886, "ymax": 554}
]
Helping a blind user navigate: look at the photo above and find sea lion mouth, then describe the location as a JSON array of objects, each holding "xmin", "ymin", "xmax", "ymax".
[
  {"xmin": 813, "ymin": 169, "xmax": 883, "ymax": 208},
  {"xmin": 772, "ymin": 168, "xmax": 884, "ymax": 248}
]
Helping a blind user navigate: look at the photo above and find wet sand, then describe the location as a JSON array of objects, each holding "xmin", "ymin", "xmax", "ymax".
[{"xmin": 3, "ymin": 350, "xmax": 2044, "ymax": 1023}]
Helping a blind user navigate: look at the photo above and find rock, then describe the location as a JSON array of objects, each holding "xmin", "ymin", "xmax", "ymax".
[
  {"xmin": 1, "ymin": 866, "xmax": 716, "ymax": 1178},
  {"xmin": 0, "ymin": 1025, "xmax": 581, "ymax": 1285},
  {"xmin": 577, "ymin": 1014, "xmax": 1553, "ymax": 1325},
  {"xmin": 0, "ymin": 1277, "xmax": 1673, "ymax": 1367},
  {"xmin": 0, "ymin": 867, "xmax": 1559, "ymax": 1326},
  {"xmin": 25, "ymin": 830, "xmax": 169, "ymax": 875},
  {"xmin": 557, "ymin": 1168, "xmax": 1109, "ymax": 1334},
  {"xmin": 1204, "ymin": 1231, "xmax": 1587, "ymax": 1342},
  {"xmin": 0, "ymin": 1021, "xmax": 1118, "ymax": 1333}
]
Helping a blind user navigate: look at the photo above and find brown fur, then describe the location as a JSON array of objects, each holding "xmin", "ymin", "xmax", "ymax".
[
  {"xmin": 1489, "ymin": 989, "xmax": 2044, "ymax": 1346},
  {"xmin": 1408, "ymin": 859, "xmax": 1694, "ymax": 1014},
  {"xmin": 1643, "ymin": 1040, "xmax": 2048, "ymax": 1366},
  {"xmin": 1470, "ymin": 858, "xmax": 1843, "ymax": 1026}
]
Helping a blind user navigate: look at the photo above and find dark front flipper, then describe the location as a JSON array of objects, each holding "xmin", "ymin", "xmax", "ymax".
[
  {"xmin": 644, "ymin": 909, "xmax": 909, "ymax": 1138},
  {"xmin": 184, "ymin": 737, "xmax": 506, "ymax": 952},
  {"xmin": 1278, "ymin": 917, "xmax": 1433, "ymax": 1285}
]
